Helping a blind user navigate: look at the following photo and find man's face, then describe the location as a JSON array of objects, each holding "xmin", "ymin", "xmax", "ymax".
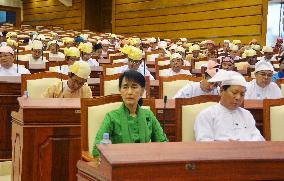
[
  {"xmin": 127, "ymin": 59, "xmax": 141, "ymax": 70},
  {"xmin": 49, "ymin": 44, "xmax": 59, "ymax": 54},
  {"xmin": 255, "ymin": 70, "xmax": 273, "ymax": 88},
  {"xmin": 192, "ymin": 50, "xmax": 200, "ymax": 58},
  {"xmin": 207, "ymin": 43, "xmax": 214, "ymax": 50},
  {"xmin": 82, "ymin": 52, "xmax": 92, "ymax": 61},
  {"xmin": 170, "ymin": 58, "xmax": 183, "ymax": 73},
  {"xmin": 32, "ymin": 49, "xmax": 42, "ymax": 59},
  {"xmin": 220, "ymin": 85, "xmax": 246, "ymax": 110},
  {"xmin": 230, "ymin": 50, "xmax": 238, "ymax": 58},
  {"xmin": 102, "ymin": 45, "xmax": 109, "ymax": 52},
  {"xmin": 67, "ymin": 74, "xmax": 87, "ymax": 92},
  {"xmin": 66, "ymin": 56, "xmax": 79, "ymax": 66},
  {"xmin": 0, "ymin": 52, "xmax": 14, "ymax": 69},
  {"xmin": 264, "ymin": 52, "xmax": 274, "ymax": 60}
]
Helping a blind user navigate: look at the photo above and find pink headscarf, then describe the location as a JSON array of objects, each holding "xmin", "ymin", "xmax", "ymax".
[{"xmin": 206, "ymin": 60, "xmax": 219, "ymax": 77}]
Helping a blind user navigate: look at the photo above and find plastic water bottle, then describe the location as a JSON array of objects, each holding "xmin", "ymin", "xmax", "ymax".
[
  {"xmin": 100, "ymin": 133, "xmax": 112, "ymax": 144},
  {"xmin": 23, "ymin": 91, "xmax": 29, "ymax": 98}
]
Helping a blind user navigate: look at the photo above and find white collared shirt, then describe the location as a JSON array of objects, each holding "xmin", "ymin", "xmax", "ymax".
[
  {"xmin": 245, "ymin": 79, "xmax": 282, "ymax": 100},
  {"xmin": 194, "ymin": 103, "xmax": 265, "ymax": 141},
  {"xmin": 0, "ymin": 64, "xmax": 30, "ymax": 76},
  {"xmin": 160, "ymin": 68, "xmax": 192, "ymax": 77}
]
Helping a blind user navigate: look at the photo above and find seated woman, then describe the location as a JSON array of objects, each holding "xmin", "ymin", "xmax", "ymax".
[
  {"xmin": 93, "ymin": 70, "xmax": 168, "ymax": 156},
  {"xmin": 194, "ymin": 70, "xmax": 264, "ymax": 141},
  {"xmin": 42, "ymin": 61, "xmax": 92, "ymax": 98}
]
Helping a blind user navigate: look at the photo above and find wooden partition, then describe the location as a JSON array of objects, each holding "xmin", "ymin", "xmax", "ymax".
[
  {"xmin": 113, "ymin": 0, "xmax": 268, "ymax": 44},
  {"xmin": 22, "ymin": 0, "xmax": 85, "ymax": 30}
]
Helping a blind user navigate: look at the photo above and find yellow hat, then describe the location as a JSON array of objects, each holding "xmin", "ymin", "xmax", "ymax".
[
  {"xmin": 127, "ymin": 46, "xmax": 142, "ymax": 61},
  {"xmin": 78, "ymin": 42, "xmax": 93, "ymax": 53},
  {"xmin": 119, "ymin": 45, "xmax": 131, "ymax": 54},
  {"xmin": 6, "ymin": 38, "xmax": 18, "ymax": 47},
  {"xmin": 262, "ymin": 46, "xmax": 273, "ymax": 53},
  {"xmin": 242, "ymin": 49, "xmax": 256, "ymax": 58},
  {"xmin": 192, "ymin": 44, "xmax": 200, "ymax": 51},
  {"xmin": 64, "ymin": 47, "xmax": 80, "ymax": 57},
  {"xmin": 6, "ymin": 32, "xmax": 17, "ymax": 39},
  {"xmin": 62, "ymin": 37, "xmax": 74, "ymax": 43},
  {"xmin": 69, "ymin": 61, "xmax": 91, "ymax": 79},
  {"xmin": 232, "ymin": 40, "xmax": 241, "ymax": 44}
]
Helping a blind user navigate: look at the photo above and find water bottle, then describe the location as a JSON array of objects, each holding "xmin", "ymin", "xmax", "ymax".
[
  {"xmin": 23, "ymin": 91, "xmax": 29, "ymax": 98},
  {"xmin": 100, "ymin": 133, "xmax": 112, "ymax": 144}
]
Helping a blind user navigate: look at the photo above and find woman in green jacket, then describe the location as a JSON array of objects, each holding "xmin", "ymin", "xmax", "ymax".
[{"xmin": 93, "ymin": 70, "xmax": 168, "ymax": 156}]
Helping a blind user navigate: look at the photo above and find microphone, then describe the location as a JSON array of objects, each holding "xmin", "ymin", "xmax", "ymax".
[
  {"xmin": 162, "ymin": 96, "xmax": 168, "ymax": 134},
  {"xmin": 16, "ymin": 48, "xmax": 19, "ymax": 73}
]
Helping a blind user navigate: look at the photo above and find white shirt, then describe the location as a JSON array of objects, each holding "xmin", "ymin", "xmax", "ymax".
[
  {"xmin": 258, "ymin": 56, "xmax": 277, "ymax": 63},
  {"xmin": 194, "ymin": 103, "xmax": 265, "ymax": 141},
  {"xmin": 0, "ymin": 64, "xmax": 30, "ymax": 76},
  {"xmin": 115, "ymin": 64, "xmax": 155, "ymax": 80},
  {"xmin": 160, "ymin": 68, "xmax": 192, "ymax": 77},
  {"xmin": 50, "ymin": 65, "xmax": 69, "ymax": 75},
  {"xmin": 79, "ymin": 58, "xmax": 99, "ymax": 67},
  {"xmin": 49, "ymin": 52, "xmax": 65, "ymax": 61},
  {"xmin": 173, "ymin": 82, "xmax": 219, "ymax": 99},
  {"xmin": 25, "ymin": 54, "xmax": 47, "ymax": 64},
  {"xmin": 245, "ymin": 79, "xmax": 282, "ymax": 100}
]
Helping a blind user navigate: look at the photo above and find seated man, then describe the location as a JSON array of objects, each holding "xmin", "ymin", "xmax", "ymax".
[
  {"xmin": 116, "ymin": 46, "xmax": 155, "ymax": 80},
  {"xmin": 259, "ymin": 46, "xmax": 277, "ymax": 63},
  {"xmin": 0, "ymin": 46, "xmax": 30, "ymax": 76},
  {"xmin": 185, "ymin": 44, "xmax": 205, "ymax": 65},
  {"xmin": 160, "ymin": 53, "xmax": 191, "ymax": 77},
  {"xmin": 272, "ymin": 57, "xmax": 284, "ymax": 82},
  {"xmin": 245, "ymin": 61, "xmax": 282, "ymax": 99},
  {"xmin": 194, "ymin": 70, "xmax": 264, "ymax": 141},
  {"xmin": 48, "ymin": 40, "xmax": 65, "ymax": 61},
  {"xmin": 173, "ymin": 60, "xmax": 219, "ymax": 98},
  {"xmin": 220, "ymin": 56, "xmax": 235, "ymax": 71},
  {"xmin": 229, "ymin": 44, "xmax": 241, "ymax": 61},
  {"xmin": 25, "ymin": 40, "xmax": 47, "ymax": 64},
  {"xmin": 79, "ymin": 42, "xmax": 99, "ymax": 67},
  {"xmin": 100, "ymin": 39, "xmax": 111, "ymax": 58},
  {"xmin": 42, "ymin": 61, "xmax": 92, "ymax": 98}
]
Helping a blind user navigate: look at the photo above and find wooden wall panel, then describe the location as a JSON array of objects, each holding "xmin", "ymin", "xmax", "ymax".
[
  {"xmin": 22, "ymin": 0, "xmax": 84, "ymax": 30},
  {"xmin": 113, "ymin": 0, "xmax": 268, "ymax": 44}
]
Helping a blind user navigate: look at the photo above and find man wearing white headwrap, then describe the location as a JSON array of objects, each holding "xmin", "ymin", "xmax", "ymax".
[
  {"xmin": 100, "ymin": 39, "xmax": 111, "ymax": 58},
  {"xmin": 78, "ymin": 42, "xmax": 99, "ymax": 67},
  {"xmin": 42, "ymin": 61, "xmax": 92, "ymax": 98},
  {"xmin": 160, "ymin": 53, "xmax": 191, "ymax": 77},
  {"xmin": 115, "ymin": 46, "xmax": 154, "ymax": 80},
  {"xmin": 259, "ymin": 46, "xmax": 277, "ymax": 63},
  {"xmin": 0, "ymin": 46, "xmax": 30, "ymax": 76},
  {"xmin": 194, "ymin": 69, "xmax": 264, "ymax": 141},
  {"xmin": 48, "ymin": 40, "xmax": 65, "ymax": 61},
  {"xmin": 173, "ymin": 60, "xmax": 219, "ymax": 98},
  {"xmin": 229, "ymin": 44, "xmax": 241, "ymax": 61},
  {"xmin": 245, "ymin": 61, "xmax": 282, "ymax": 100},
  {"xmin": 185, "ymin": 44, "xmax": 205, "ymax": 64},
  {"xmin": 25, "ymin": 40, "xmax": 47, "ymax": 64}
]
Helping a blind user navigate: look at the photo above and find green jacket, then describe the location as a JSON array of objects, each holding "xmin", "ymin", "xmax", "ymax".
[{"xmin": 92, "ymin": 104, "xmax": 168, "ymax": 156}]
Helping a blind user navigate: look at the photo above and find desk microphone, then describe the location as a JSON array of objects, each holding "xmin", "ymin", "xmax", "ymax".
[{"xmin": 162, "ymin": 96, "xmax": 168, "ymax": 134}]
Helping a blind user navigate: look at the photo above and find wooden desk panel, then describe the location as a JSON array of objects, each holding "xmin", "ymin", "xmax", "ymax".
[
  {"xmin": 0, "ymin": 81, "xmax": 21, "ymax": 159},
  {"xmin": 12, "ymin": 98, "xmax": 81, "ymax": 181},
  {"xmin": 77, "ymin": 142, "xmax": 284, "ymax": 181}
]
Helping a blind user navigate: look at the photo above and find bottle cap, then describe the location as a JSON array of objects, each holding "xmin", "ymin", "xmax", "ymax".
[{"xmin": 103, "ymin": 133, "xmax": 109, "ymax": 140}]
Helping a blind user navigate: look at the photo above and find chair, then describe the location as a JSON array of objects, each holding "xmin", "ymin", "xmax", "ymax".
[
  {"xmin": 100, "ymin": 74, "xmax": 150, "ymax": 98},
  {"xmin": 191, "ymin": 57, "xmax": 208, "ymax": 69},
  {"xmin": 102, "ymin": 62, "xmax": 126, "ymax": 76},
  {"xmin": 276, "ymin": 79, "xmax": 284, "ymax": 97},
  {"xmin": 159, "ymin": 75, "xmax": 202, "ymax": 99},
  {"xmin": 80, "ymin": 95, "xmax": 155, "ymax": 160},
  {"xmin": 263, "ymin": 98, "xmax": 284, "ymax": 140},
  {"xmin": 0, "ymin": 161, "xmax": 11, "ymax": 181},
  {"xmin": 175, "ymin": 95, "xmax": 220, "ymax": 141},
  {"xmin": 21, "ymin": 72, "xmax": 68, "ymax": 98}
]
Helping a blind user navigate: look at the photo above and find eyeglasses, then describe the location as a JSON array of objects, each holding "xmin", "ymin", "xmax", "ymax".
[{"xmin": 257, "ymin": 72, "xmax": 273, "ymax": 78}]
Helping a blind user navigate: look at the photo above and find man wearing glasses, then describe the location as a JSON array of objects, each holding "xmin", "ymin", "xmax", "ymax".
[{"xmin": 245, "ymin": 61, "xmax": 282, "ymax": 100}]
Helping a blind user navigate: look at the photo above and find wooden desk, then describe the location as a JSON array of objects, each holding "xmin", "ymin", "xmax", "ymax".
[
  {"xmin": 0, "ymin": 77, "xmax": 21, "ymax": 159},
  {"xmin": 98, "ymin": 59, "xmax": 110, "ymax": 64},
  {"xmin": 11, "ymin": 98, "xmax": 81, "ymax": 181},
  {"xmin": 77, "ymin": 142, "xmax": 284, "ymax": 181},
  {"xmin": 155, "ymin": 99, "xmax": 264, "ymax": 141},
  {"xmin": 90, "ymin": 66, "xmax": 103, "ymax": 78}
]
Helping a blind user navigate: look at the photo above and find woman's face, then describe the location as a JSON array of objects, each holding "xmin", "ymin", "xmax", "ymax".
[{"xmin": 120, "ymin": 78, "xmax": 144, "ymax": 107}]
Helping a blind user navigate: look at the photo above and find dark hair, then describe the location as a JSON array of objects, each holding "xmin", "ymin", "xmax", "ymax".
[
  {"xmin": 2, "ymin": 31, "xmax": 8, "ymax": 37},
  {"xmin": 119, "ymin": 70, "xmax": 145, "ymax": 106},
  {"xmin": 74, "ymin": 36, "xmax": 84, "ymax": 43},
  {"xmin": 222, "ymin": 85, "xmax": 231, "ymax": 91},
  {"xmin": 279, "ymin": 57, "xmax": 284, "ymax": 64},
  {"xmin": 93, "ymin": 44, "xmax": 103, "ymax": 51}
]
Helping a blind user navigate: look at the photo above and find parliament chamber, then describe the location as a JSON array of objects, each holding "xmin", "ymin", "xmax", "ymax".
[{"xmin": 0, "ymin": 0, "xmax": 284, "ymax": 180}]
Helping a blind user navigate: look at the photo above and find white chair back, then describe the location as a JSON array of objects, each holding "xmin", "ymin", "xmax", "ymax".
[
  {"xmin": 163, "ymin": 80, "xmax": 193, "ymax": 98},
  {"xmin": 270, "ymin": 105, "xmax": 284, "ymax": 141},
  {"xmin": 27, "ymin": 78, "xmax": 62, "ymax": 98}
]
